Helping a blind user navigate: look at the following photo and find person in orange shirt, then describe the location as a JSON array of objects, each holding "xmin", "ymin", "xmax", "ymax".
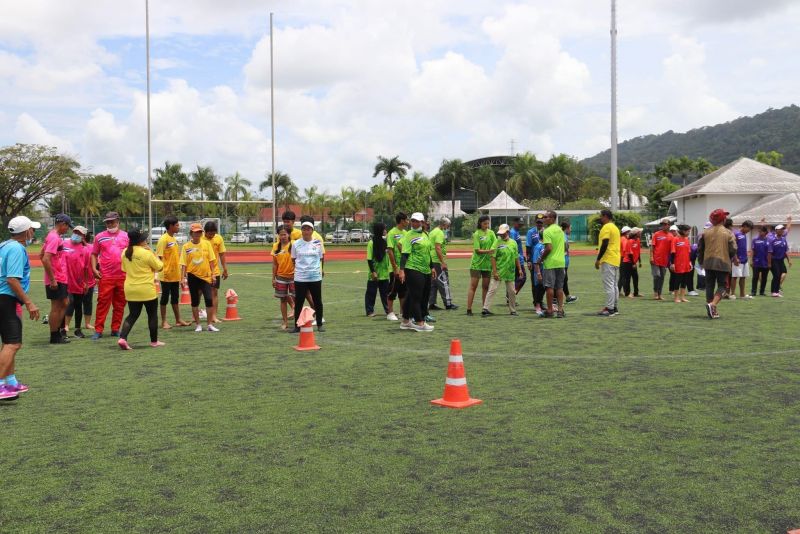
[
  {"xmin": 271, "ymin": 225, "xmax": 295, "ymax": 330},
  {"xmin": 622, "ymin": 228, "xmax": 643, "ymax": 297},
  {"xmin": 649, "ymin": 218, "xmax": 674, "ymax": 300},
  {"xmin": 670, "ymin": 224, "xmax": 693, "ymax": 303}
]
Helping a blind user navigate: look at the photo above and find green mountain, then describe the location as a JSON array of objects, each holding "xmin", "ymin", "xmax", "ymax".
[{"xmin": 582, "ymin": 104, "xmax": 800, "ymax": 175}]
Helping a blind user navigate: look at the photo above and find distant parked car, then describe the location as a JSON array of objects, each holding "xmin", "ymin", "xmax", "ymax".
[
  {"xmin": 149, "ymin": 227, "xmax": 166, "ymax": 244},
  {"xmin": 332, "ymin": 230, "xmax": 350, "ymax": 243},
  {"xmin": 325, "ymin": 232, "xmax": 334, "ymax": 242},
  {"xmin": 349, "ymin": 229, "xmax": 371, "ymax": 242},
  {"xmin": 175, "ymin": 233, "xmax": 188, "ymax": 244},
  {"xmin": 230, "ymin": 232, "xmax": 250, "ymax": 244}
]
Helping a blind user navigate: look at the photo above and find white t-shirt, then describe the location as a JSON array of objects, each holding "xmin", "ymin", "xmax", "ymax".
[{"xmin": 291, "ymin": 238, "xmax": 324, "ymax": 282}]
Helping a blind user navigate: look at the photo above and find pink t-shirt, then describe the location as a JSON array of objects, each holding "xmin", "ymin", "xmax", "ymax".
[
  {"xmin": 92, "ymin": 230, "xmax": 130, "ymax": 279},
  {"xmin": 42, "ymin": 230, "xmax": 68, "ymax": 285},
  {"xmin": 64, "ymin": 243, "xmax": 94, "ymax": 294}
]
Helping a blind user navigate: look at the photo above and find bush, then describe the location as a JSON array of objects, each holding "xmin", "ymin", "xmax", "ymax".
[
  {"xmin": 588, "ymin": 211, "xmax": 642, "ymax": 244},
  {"xmin": 561, "ymin": 198, "xmax": 605, "ymax": 210}
]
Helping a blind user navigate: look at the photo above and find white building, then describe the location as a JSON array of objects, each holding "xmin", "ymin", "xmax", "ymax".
[{"xmin": 663, "ymin": 157, "xmax": 800, "ymax": 249}]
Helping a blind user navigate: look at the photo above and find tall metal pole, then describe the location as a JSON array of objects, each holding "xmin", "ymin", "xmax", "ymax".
[
  {"xmin": 270, "ymin": 13, "xmax": 277, "ymax": 234},
  {"xmin": 610, "ymin": 0, "xmax": 619, "ymax": 211},
  {"xmin": 146, "ymin": 0, "xmax": 154, "ymax": 234}
]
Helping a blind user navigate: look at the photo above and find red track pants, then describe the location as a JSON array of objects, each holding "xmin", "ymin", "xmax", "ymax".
[{"xmin": 94, "ymin": 277, "xmax": 127, "ymax": 334}]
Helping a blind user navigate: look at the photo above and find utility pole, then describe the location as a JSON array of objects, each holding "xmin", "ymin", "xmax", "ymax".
[{"xmin": 610, "ymin": 0, "xmax": 619, "ymax": 211}]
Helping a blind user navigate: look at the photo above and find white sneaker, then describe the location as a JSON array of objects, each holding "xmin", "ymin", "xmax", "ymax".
[
  {"xmin": 194, "ymin": 324, "xmax": 202, "ymax": 332},
  {"xmin": 207, "ymin": 324, "xmax": 219, "ymax": 332},
  {"xmin": 687, "ymin": 291, "xmax": 699, "ymax": 296},
  {"xmin": 743, "ymin": 294, "xmax": 753, "ymax": 300},
  {"xmin": 399, "ymin": 321, "xmax": 413, "ymax": 330},
  {"xmin": 729, "ymin": 294, "xmax": 737, "ymax": 300},
  {"xmin": 413, "ymin": 323, "xmax": 434, "ymax": 332},
  {"xmin": 387, "ymin": 312, "xmax": 399, "ymax": 321}
]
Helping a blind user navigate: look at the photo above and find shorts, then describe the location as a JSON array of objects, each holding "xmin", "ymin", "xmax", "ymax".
[
  {"xmin": 67, "ymin": 291, "xmax": 94, "ymax": 316},
  {"xmin": 160, "ymin": 281, "xmax": 180, "ymax": 306},
  {"xmin": 542, "ymin": 268, "xmax": 565, "ymax": 290},
  {"xmin": 731, "ymin": 263, "xmax": 749, "ymax": 278},
  {"xmin": 211, "ymin": 276, "xmax": 221, "ymax": 290},
  {"xmin": 0, "ymin": 295, "xmax": 22, "ymax": 344},
  {"xmin": 45, "ymin": 282, "xmax": 69, "ymax": 300},
  {"xmin": 674, "ymin": 271, "xmax": 692, "ymax": 289},
  {"xmin": 469, "ymin": 269, "xmax": 491, "ymax": 279},
  {"xmin": 388, "ymin": 272, "xmax": 407, "ymax": 300},
  {"xmin": 274, "ymin": 276, "xmax": 295, "ymax": 298}
]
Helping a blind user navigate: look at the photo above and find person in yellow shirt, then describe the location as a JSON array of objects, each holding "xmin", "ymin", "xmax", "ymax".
[
  {"xmin": 202, "ymin": 221, "xmax": 228, "ymax": 324},
  {"xmin": 156, "ymin": 216, "xmax": 191, "ymax": 329},
  {"xmin": 119, "ymin": 229, "xmax": 164, "ymax": 350},
  {"xmin": 180, "ymin": 223, "xmax": 218, "ymax": 333},
  {"xmin": 271, "ymin": 225, "xmax": 295, "ymax": 330},
  {"xmin": 595, "ymin": 209, "xmax": 622, "ymax": 316},
  {"xmin": 282, "ymin": 210, "xmax": 302, "ymax": 241}
]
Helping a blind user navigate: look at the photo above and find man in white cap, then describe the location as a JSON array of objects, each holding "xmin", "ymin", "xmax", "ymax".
[
  {"xmin": 428, "ymin": 217, "xmax": 457, "ymax": 311},
  {"xmin": 0, "ymin": 216, "xmax": 42, "ymax": 399}
]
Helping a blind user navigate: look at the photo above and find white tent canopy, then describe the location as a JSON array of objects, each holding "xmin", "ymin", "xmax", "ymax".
[{"xmin": 478, "ymin": 190, "xmax": 528, "ymax": 215}]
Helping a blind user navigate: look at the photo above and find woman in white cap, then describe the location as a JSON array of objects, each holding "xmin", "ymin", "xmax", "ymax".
[
  {"xmin": 63, "ymin": 225, "xmax": 95, "ymax": 338},
  {"xmin": 482, "ymin": 224, "xmax": 522, "ymax": 316},
  {"xmin": 398, "ymin": 213, "xmax": 434, "ymax": 331},
  {"xmin": 291, "ymin": 219, "xmax": 325, "ymax": 332}
]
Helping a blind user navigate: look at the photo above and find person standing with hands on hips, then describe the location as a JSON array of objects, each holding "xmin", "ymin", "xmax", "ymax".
[
  {"xmin": 0, "ymin": 216, "xmax": 42, "ymax": 400},
  {"xmin": 180, "ymin": 223, "xmax": 218, "ymax": 332},
  {"xmin": 91, "ymin": 212, "xmax": 129, "ymax": 340}
]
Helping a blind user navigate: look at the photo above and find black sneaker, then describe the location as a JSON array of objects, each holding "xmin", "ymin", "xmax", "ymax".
[
  {"xmin": 705, "ymin": 303, "xmax": 714, "ymax": 319},
  {"xmin": 317, "ymin": 325, "xmax": 325, "ymax": 332},
  {"xmin": 50, "ymin": 335, "xmax": 70, "ymax": 344},
  {"xmin": 481, "ymin": 309, "xmax": 494, "ymax": 317},
  {"xmin": 541, "ymin": 311, "xmax": 554, "ymax": 318},
  {"xmin": 290, "ymin": 326, "xmax": 301, "ymax": 333},
  {"xmin": 446, "ymin": 304, "xmax": 459, "ymax": 310},
  {"xmin": 610, "ymin": 308, "xmax": 619, "ymax": 316},
  {"xmin": 597, "ymin": 308, "xmax": 611, "ymax": 317},
  {"xmin": 466, "ymin": 309, "xmax": 473, "ymax": 316},
  {"xmin": 429, "ymin": 304, "xmax": 444, "ymax": 311},
  {"xmin": 556, "ymin": 310, "xmax": 565, "ymax": 318},
  {"xmin": 510, "ymin": 311, "xmax": 518, "ymax": 316},
  {"xmin": 74, "ymin": 329, "xmax": 85, "ymax": 338}
]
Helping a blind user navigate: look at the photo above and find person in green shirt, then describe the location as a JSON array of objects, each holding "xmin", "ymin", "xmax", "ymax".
[
  {"xmin": 385, "ymin": 212, "xmax": 408, "ymax": 321},
  {"xmin": 539, "ymin": 210, "xmax": 566, "ymax": 318},
  {"xmin": 428, "ymin": 217, "xmax": 457, "ymax": 311},
  {"xmin": 482, "ymin": 224, "xmax": 523, "ymax": 316},
  {"xmin": 364, "ymin": 222, "xmax": 391, "ymax": 317},
  {"xmin": 466, "ymin": 215, "xmax": 496, "ymax": 316},
  {"xmin": 398, "ymin": 212, "xmax": 434, "ymax": 332}
]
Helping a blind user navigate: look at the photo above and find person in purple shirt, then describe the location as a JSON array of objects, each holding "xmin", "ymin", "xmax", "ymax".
[
  {"xmin": 768, "ymin": 218, "xmax": 793, "ymax": 296},
  {"xmin": 750, "ymin": 226, "xmax": 771, "ymax": 296},
  {"xmin": 510, "ymin": 218, "xmax": 527, "ymax": 294},
  {"xmin": 731, "ymin": 220, "xmax": 753, "ymax": 299}
]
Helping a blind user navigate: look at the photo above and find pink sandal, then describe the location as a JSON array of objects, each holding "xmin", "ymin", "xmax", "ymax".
[
  {"xmin": 150, "ymin": 341, "xmax": 166, "ymax": 348},
  {"xmin": 118, "ymin": 339, "xmax": 133, "ymax": 350}
]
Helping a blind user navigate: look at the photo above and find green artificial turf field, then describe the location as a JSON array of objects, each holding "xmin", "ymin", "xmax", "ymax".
[{"xmin": 3, "ymin": 256, "xmax": 800, "ymax": 532}]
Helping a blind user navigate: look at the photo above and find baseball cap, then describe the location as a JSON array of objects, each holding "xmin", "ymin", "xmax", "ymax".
[
  {"xmin": 776, "ymin": 224, "xmax": 785, "ymax": 230},
  {"xmin": 497, "ymin": 223, "xmax": 510, "ymax": 235},
  {"xmin": 440, "ymin": 217, "xmax": 451, "ymax": 225},
  {"xmin": 73, "ymin": 225, "xmax": 88, "ymax": 235},
  {"xmin": 410, "ymin": 212, "xmax": 425, "ymax": 222},
  {"xmin": 300, "ymin": 221, "xmax": 314, "ymax": 228},
  {"xmin": 621, "ymin": 226, "xmax": 631, "ymax": 233},
  {"xmin": 709, "ymin": 208, "xmax": 729, "ymax": 224},
  {"xmin": 535, "ymin": 214, "xmax": 544, "ymax": 223},
  {"xmin": 54, "ymin": 213, "xmax": 73, "ymax": 227},
  {"xmin": 103, "ymin": 211, "xmax": 120, "ymax": 222},
  {"xmin": 669, "ymin": 224, "xmax": 678, "ymax": 231},
  {"xmin": 7, "ymin": 215, "xmax": 41, "ymax": 234},
  {"xmin": 660, "ymin": 217, "xmax": 671, "ymax": 224},
  {"xmin": 190, "ymin": 223, "xmax": 203, "ymax": 232}
]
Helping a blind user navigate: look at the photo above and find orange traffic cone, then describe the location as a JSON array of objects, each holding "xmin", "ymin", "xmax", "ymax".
[
  {"xmin": 223, "ymin": 288, "xmax": 242, "ymax": 321},
  {"xmin": 179, "ymin": 283, "xmax": 191, "ymax": 305},
  {"xmin": 430, "ymin": 339, "xmax": 482, "ymax": 409},
  {"xmin": 294, "ymin": 306, "xmax": 320, "ymax": 351}
]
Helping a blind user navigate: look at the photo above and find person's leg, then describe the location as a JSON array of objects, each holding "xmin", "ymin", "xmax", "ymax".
[
  {"xmin": 210, "ymin": 285, "xmax": 219, "ymax": 323},
  {"xmin": 145, "ymin": 299, "xmax": 159, "ymax": 343},
  {"xmin": 65, "ymin": 293, "xmax": 76, "ymax": 331},
  {"xmin": 407, "ymin": 271, "xmax": 425, "ymax": 324},
  {"xmin": 506, "ymin": 281, "xmax": 517, "ymax": 313},
  {"xmin": 378, "ymin": 280, "xmax": 390, "ymax": 314},
  {"xmin": 612, "ymin": 266, "xmax": 619, "ymax": 310},
  {"xmin": 422, "ymin": 272, "xmax": 432, "ymax": 316},
  {"xmin": 187, "ymin": 274, "xmax": 202, "ymax": 326},
  {"xmin": 309, "ymin": 281, "xmax": 323, "ymax": 328},
  {"xmin": 652, "ymin": 264, "xmax": 663, "ymax": 297},
  {"xmin": 119, "ymin": 301, "xmax": 144, "ymax": 341},
  {"xmin": 293, "ymin": 281, "xmax": 307, "ymax": 329},
  {"xmin": 780, "ymin": 260, "xmax": 788, "ymax": 289},
  {"xmin": 279, "ymin": 297, "xmax": 289, "ymax": 328},
  {"xmin": 160, "ymin": 281, "xmax": 172, "ymax": 328},
  {"xmin": 169, "ymin": 282, "xmax": 189, "ymax": 325},
  {"xmin": 545, "ymin": 287, "xmax": 554, "ymax": 313},
  {"xmin": 365, "ymin": 279, "xmax": 378, "ymax": 315},
  {"xmin": 466, "ymin": 273, "xmax": 479, "ymax": 312},
  {"xmin": 481, "ymin": 272, "xmax": 490, "ymax": 304},
  {"xmin": 534, "ymin": 284, "xmax": 545, "ymax": 311},
  {"xmin": 483, "ymin": 277, "xmax": 500, "ymax": 311},
  {"xmin": 563, "ymin": 268, "xmax": 570, "ymax": 296},
  {"xmin": 110, "ymin": 278, "xmax": 126, "ymax": 333},
  {"xmin": 201, "ymin": 282, "xmax": 214, "ymax": 327},
  {"xmin": 387, "ymin": 273, "xmax": 397, "ymax": 315},
  {"xmin": 705, "ymin": 270, "xmax": 717, "ymax": 303},
  {"xmin": 440, "ymin": 268, "xmax": 454, "ymax": 307},
  {"xmin": 770, "ymin": 259, "xmax": 781, "ymax": 294},
  {"xmin": 428, "ymin": 263, "xmax": 442, "ymax": 307},
  {"xmin": 94, "ymin": 278, "xmax": 112, "ymax": 334},
  {"xmin": 759, "ymin": 267, "xmax": 768, "ymax": 294},
  {"xmin": 751, "ymin": 269, "xmax": 759, "ymax": 296},
  {"xmin": 82, "ymin": 291, "xmax": 93, "ymax": 329},
  {"xmin": 601, "ymin": 264, "xmax": 615, "ymax": 310}
]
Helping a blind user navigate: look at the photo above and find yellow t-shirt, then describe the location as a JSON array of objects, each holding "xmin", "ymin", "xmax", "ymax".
[
  {"xmin": 289, "ymin": 227, "xmax": 302, "ymax": 241},
  {"xmin": 155, "ymin": 233, "xmax": 181, "ymax": 282},
  {"xmin": 271, "ymin": 241, "xmax": 295, "ymax": 279},
  {"xmin": 598, "ymin": 222, "xmax": 622, "ymax": 267},
  {"xmin": 179, "ymin": 240, "xmax": 217, "ymax": 283},
  {"xmin": 202, "ymin": 234, "xmax": 226, "ymax": 275},
  {"xmin": 121, "ymin": 246, "xmax": 164, "ymax": 302}
]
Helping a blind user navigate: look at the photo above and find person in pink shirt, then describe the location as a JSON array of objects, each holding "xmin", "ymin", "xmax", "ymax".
[
  {"xmin": 91, "ymin": 212, "xmax": 129, "ymax": 339},
  {"xmin": 64, "ymin": 226, "xmax": 95, "ymax": 338},
  {"xmin": 41, "ymin": 213, "xmax": 72, "ymax": 344}
]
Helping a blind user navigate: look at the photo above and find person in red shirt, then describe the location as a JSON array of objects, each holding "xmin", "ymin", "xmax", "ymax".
[
  {"xmin": 90, "ymin": 212, "xmax": 129, "ymax": 339},
  {"xmin": 649, "ymin": 218, "xmax": 673, "ymax": 300},
  {"xmin": 617, "ymin": 226, "xmax": 630, "ymax": 296},
  {"xmin": 621, "ymin": 227, "xmax": 642, "ymax": 297},
  {"xmin": 670, "ymin": 224, "xmax": 693, "ymax": 303},
  {"xmin": 64, "ymin": 226, "xmax": 95, "ymax": 338}
]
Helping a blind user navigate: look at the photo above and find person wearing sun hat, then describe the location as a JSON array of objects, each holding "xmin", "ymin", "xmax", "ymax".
[
  {"xmin": 0, "ymin": 216, "xmax": 42, "ymax": 400},
  {"xmin": 482, "ymin": 223, "xmax": 523, "ymax": 316},
  {"xmin": 91, "ymin": 211, "xmax": 129, "ymax": 340},
  {"xmin": 291, "ymin": 218, "xmax": 325, "ymax": 332},
  {"xmin": 698, "ymin": 208, "xmax": 738, "ymax": 319},
  {"xmin": 650, "ymin": 217, "xmax": 673, "ymax": 300},
  {"xmin": 617, "ymin": 225, "xmax": 631, "ymax": 296}
]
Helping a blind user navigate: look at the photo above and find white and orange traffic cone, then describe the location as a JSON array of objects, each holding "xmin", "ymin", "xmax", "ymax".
[
  {"xmin": 294, "ymin": 306, "xmax": 320, "ymax": 351},
  {"xmin": 430, "ymin": 339, "xmax": 482, "ymax": 409},
  {"xmin": 179, "ymin": 283, "xmax": 191, "ymax": 305},
  {"xmin": 223, "ymin": 288, "xmax": 242, "ymax": 321}
]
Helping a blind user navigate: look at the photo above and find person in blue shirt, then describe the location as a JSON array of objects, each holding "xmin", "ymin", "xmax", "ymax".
[
  {"xmin": 509, "ymin": 218, "xmax": 527, "ymax": 294},
  {"xmin": 530, "ymin": 240, "xmax": 546, "ymax": 316},
  {"xmin": 525, "ymin": 214, "xmax": 544, "ymax": 305},
  {"xmin": 0, "ymin": 216, "xmax": 42, "ymax": 400},
  {"xmin": 768, "ymin": 217, "xmax": 793, "ymax": 296}
]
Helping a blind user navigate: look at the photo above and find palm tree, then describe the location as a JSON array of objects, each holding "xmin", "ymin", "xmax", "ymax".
[
  {"xmin": 368, "ymin": 184, "xmax": 392, "ymax": 219},
  {"xmin": 153, "ymin": 161, "xmax": 189, "ymax": 215},
  {"xmin": 236, "ymin": 191, "xmax": 260, "ymax": 229},
  {"xmin": 473, "ymin": 165, "xmax": 501, "ymax": 203},
  {"xmin": 72, "ymin": 179, "xmax": 103, "ymax": 229},
  {"xmin": 617, "ymin": 170, "xmax": 645, "ymax": 209},
  {"xmin": 225, "ymin": 172, "xmax": 252, "ymax": 202},
  {"xmin": 115, "ymin": 190, "xmax": 144, "ymax": 218},
  {"xmin": 435, "ymin": 159, "xmax": 472, "ymax": 218},
  {"xmin": 260, "ymin": 171, "xmax": 299, "ymax": 213},
  {"xmin": 508, "ymin": 152, "xmax": 542, "ymax": 200},
  {"xmin": 190, "ymin": 165, "xmax": 221, "ymax": 218},
  {"xmin": 373, "ymin": 155, "xmax": 411, "ymax": 213}
]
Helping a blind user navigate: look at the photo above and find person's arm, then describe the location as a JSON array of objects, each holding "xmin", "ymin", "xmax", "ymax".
[
  {"xmin": 697, "ymin": 236, "xmax": 706, "ymax": 267},
  {"xmin": 786, "ymin": 215, "xmax": 793, "ymax": 234},
  {"xmin": 149, "ymin": 251, "xmax": 164, "ymax": 273},
  {"xmin": 271, "ymin": 249, "xmax": 279, "ymax": 288},
  {"xmin": 540, "ymin": 243, "xmax": 552, "ymax": 263},
  {"xmin": 387, "ymin": 248, "xmax": 398, "ymax": 273},
  {"xmin": 398, "ymin": 252, "xmax": 409, "ymax": 283},
  {"xmin": 595, "ymin": 239, "xmax": 609, "ymax": 269},
  {"xmin": 6, "ymin": 277, "xmax": 39, "ymax": 320},
  {"xmin": 41, "ymin": 252, "xmax": 58, "ymax": 288},
  {"xmin": 490, "ymin": 255, "xmax": 499, "ymax": 280},
  {"xmin": 435, "ymin": 243, "xmax": 446, "ymax": 268},
  {"xmin": 729, "ymin": 234, "xmax": 740, "ymax": 265},
  {"xmin": 219, "ymin": 252, "xmax": 228, "ymax": 279},
  {"xmin": 516, "ymin": 257, "xmax": 523, "ymax": 278}
]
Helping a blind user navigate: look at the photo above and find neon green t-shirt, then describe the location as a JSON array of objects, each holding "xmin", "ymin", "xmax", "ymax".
[
  {"xmin": 428, "ymin": 227, "xmax": 447, "ymax": 263},
  {"xmin": 387, "ymin": 226, "xmax": 406, "ymax": 256},
  {"xmin": 493, "ymin": 238, "xmax": 518, "ymax": 281},
  {"xmin": 366, "ymin": 238, "xmax": 390, "ymax": 281},
  {"xmin": 470, "ymin": 228, "xmax": 496, "ymax": 271},
  {"xmin": 541, "ymin": 224, "xmax": 566, "ymax": 269},
  {"xmin": 400, "ymin": 230, "xmax": 432, "ymax": 274}
]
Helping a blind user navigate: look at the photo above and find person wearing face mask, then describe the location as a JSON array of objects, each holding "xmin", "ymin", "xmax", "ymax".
[
  {"xmin": 64, "ymin": 226, "xmax": 95, "ymax": 338},
  {"xmin": 91, "ymin": 212, "xmax": 130, "ymax": 340},
  {"xmin": 0, "ymin": 216, "xmax": 42, "ymax": 400}
]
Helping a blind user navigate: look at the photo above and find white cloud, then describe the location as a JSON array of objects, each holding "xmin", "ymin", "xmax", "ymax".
[{"xmin": 14, "ymin": 113, "xmax": 74, "ymax": 152}]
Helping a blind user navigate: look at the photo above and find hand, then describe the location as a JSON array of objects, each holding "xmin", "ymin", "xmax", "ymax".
[
  {"xmin": 638, "ymin": 262, "xmax": 642, "ymax": 268},
  {"xmin": 594, "ymin": 260, "xmax": 600, "ymax": 270},
  {"xmin": 272, "ymin": 280, "xmax": 277, "ymax": 289},
  {"xmin": 517, "ymin": 269, "xmax": 523, "ymax": 278},
  {"xmin": 527, "ymin": 262, "xmax": 533, "ymax": 271},
  {"xmin": 93, "ymin": 269, "xmax": 102, "ymax": 280},
  {"xmin": 25, "ymin": 301, "xmax": 40, "ymax": 321},
  {"xmin": 669, "ymin": 265, "xmax": 675, "ymax": 272},
  {"xmin": 49, "ymin": 280, "xmax": 58, "ymax": 289},
  {"xmin": 212, "ymin": 276, "xmax": 217, "ymax": 286},
  {"xmin": 649, "ymin": 258, "xmax": 655, "ymax": 266},
  {"xmin": 182, "ymin": 278, "xmax": 188, "ymax": 286},
  {"xmin": 223, "ymin": 269, "xmax": 229, "ymax": 280},
  {"xmin": 398, "ymin": 269, "xmax": 406, "ymax": 284},
  {"xmin": 441, "ymin": 262, "xmax": 447, "ymax": 270},
  {"xmin": 492, "ymin": 271, "xmax": 500, "ymax": 281},
  {"xmin": 733, "ymin": 257, "xmax": 740, "ymax": 266},
  {"xmin": 536, "ymin": 273, "xmax": 542, "ymax": 283},
  {"xmin": 371, "ymin": 272, "xmax": 378, "ymax": 281},
  {"xmin": 321, "ymin": 269, "xmax": 325, "ymax": 278}
]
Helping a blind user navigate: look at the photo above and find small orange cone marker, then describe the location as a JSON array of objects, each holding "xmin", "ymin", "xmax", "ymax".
[
  {"xmin": 294, "ymin": 306, "xmax": 320, "ymax": 351},
  {"xmin": 179, "ymin": 283, "xmax": 191, "ymax": 305},
  {"xmin": 222, "ymin": 288, "xmax": 242, "ymax": 321},
  {"xmin": 431, "ymin": 339, "xmax": 482, "ymax": 408}
]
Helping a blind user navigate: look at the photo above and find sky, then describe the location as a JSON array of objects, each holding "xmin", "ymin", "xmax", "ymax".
[{"xmin": 1, "ymin": 0, "xmax": 798, "ymax": 195}]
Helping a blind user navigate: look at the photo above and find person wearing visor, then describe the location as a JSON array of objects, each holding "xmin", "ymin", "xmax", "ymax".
[
  {"xmin": 91, "ymin": 211, "xmax": 129, "ymax": 339},
  {"xmin": 398, "ymin": 213, "xmax": 434, "ymax": 332},
  {"xmin": 0, "ymin": 216, "xmax": 42, "ymax": 400},
  {"xmin": 64, "ymin": 225, "xmax": 94, "ymax": 338},
  {"xmin": 42, "ymin": 213, "xmax": 72, "ymax": 343},
  {"xmin": 180, "ymin": 223, "xmax": 218, "ymax": 332},
  {"xmin": 291, "ymin": 219, "xmax": 325, "ymax": 332}
]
